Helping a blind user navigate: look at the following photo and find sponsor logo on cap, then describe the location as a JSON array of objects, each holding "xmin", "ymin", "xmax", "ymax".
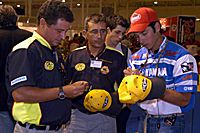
[
  {"xmin": 131, "ymin": 13, "xmax": 141, "ymax": 24},
  {"xmin": 142, "ymin": 78, "xmax": 147, "ymax": 92}
]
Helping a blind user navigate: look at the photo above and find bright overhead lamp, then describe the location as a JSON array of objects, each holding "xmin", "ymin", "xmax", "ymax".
[{"xmin": 153, "ymin": 1, "xmax": 158, "ymax": 5}]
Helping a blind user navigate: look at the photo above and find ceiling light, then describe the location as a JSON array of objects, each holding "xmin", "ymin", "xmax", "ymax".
[
  {"xmin": 0, "ymin": 2, "xmax": 2, "ymax": 5},
  {"xmin": 77, "ymin": 3, "xmax": 81, "ymax": 7},
  {"xmin": 153, "ymin": 1, "xmax": 158, "ymax": 5}
]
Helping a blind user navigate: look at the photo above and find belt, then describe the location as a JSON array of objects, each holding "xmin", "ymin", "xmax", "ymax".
[
  {"xmin": 147, "ymin": 113, "xmax": 184, "ymax": 118},
  {"xmin": 17, "ymin": 121, "xmax": 65, "ymax": 131}
]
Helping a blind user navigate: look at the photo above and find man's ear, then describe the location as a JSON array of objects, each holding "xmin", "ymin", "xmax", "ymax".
[
  {"xmin": 39, "ymin": 18, "xmax": 48, "ymax": 27},
  {"xmin": 83, "ymin": 30, "xmax": 87, "ymax": 38},
  {"xmin": 107, "ymin": 27, "xmax": 111, "ymax": 34},
  {"xmin": 155, "ymin": 22, "xmax": 161, "ymax": 33}
]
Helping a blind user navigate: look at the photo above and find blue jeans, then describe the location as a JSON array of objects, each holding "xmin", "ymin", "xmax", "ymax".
[
  {"xmin": 0, "ymin": 111, "xmax": 14, "ymax": 133},
  {"xmin": 137, "ymin": 114, "xmax": 185, "ymax": 133}
]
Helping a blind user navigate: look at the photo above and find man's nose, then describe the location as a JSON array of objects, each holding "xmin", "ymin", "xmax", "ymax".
[{"xmin": 60, "ymin": 31, "xmax": 66, "ymax": 40}]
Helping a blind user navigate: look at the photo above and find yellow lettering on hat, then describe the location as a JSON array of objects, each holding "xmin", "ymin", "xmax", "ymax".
[
  {"xmin": 44, "ymin": 61, "xmax": 54, "ymax": 71},
  {"xmin": 75, "ymin": 63, "xmax": 86, "ymax": 71}
]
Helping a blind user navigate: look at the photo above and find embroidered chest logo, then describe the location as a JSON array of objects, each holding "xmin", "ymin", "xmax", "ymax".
[
  {"xmin": 100, "ymin": 66, "xmax": 109, "ymax": 75},
  {"xmin": 75, "ymin": 63, "xmax": 86, "ymax": 71},
  {"xmin": 44, "ymin": 61, "xmax": 54, "ymax": 71}
]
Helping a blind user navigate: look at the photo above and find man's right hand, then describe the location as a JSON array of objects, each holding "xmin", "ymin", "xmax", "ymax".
[
  {"xmin": 63, "ymin": 81, "xmax": 89, "ymax": 98},
  {"xmin": 123, "ymin": 67, "xmax": 140, "ymax": 76}
]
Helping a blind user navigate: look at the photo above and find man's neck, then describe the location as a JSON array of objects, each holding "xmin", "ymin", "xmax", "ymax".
[
  {"xmin": 105, "ymin": 37, "xmax": 117, "ymax": 48},
  {"xmin": 150, "ymin": 35, "xmax": 163, "ymax": 53},
  {"xmin": 88, "ymin": 45, "xmax": 105, "ymax": 57}
]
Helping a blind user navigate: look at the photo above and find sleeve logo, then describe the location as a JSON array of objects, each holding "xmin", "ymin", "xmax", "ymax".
[
  {"xmin": 181, "ymin": 62, "xmax": 194, "ymax": 73},
  {"xmin": 11, "ymin": 76, "xmax": 27, "ymax": 86}
]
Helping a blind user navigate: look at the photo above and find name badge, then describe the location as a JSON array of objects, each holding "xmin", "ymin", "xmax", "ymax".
[{"xmin": 90, "ymin": 60, "xmax": 102, "ymax": 68}]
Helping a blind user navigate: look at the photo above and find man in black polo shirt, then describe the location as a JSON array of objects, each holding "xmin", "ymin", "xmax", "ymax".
[
  {"xmin": 65, "ymin": 13, "xmax": 127, "ymax": 133},
  {"xmin": 5, "ymin": 0, "xmax": 88, "ymax": 133}
]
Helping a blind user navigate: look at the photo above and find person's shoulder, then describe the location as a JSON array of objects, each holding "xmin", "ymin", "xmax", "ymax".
[
  {"xmin": 106, "ymin": 45, "xmax": 124, "ymax": 56},
  {"xmin": 167, "ymin": 41, "xmax": 190, "ymax": 57},
  {"xmin": 12, "ymin": 36, "xmax": 35, "ymax": 52},
  {"xmin": 14, "ymin": 28, "xmax": 32, "ymax": 37},
  {"xmin": 130, "ymin": 47, "xmax": 146, "ymax": 60},
  {"xmin": 72, "ymin": 46, "xmax": 86, "ymax": 52}
]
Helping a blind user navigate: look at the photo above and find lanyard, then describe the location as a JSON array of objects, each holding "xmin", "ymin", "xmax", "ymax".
[{"xmin": 139, "ymin": 39, "xmax": 168, "ymax": 77}]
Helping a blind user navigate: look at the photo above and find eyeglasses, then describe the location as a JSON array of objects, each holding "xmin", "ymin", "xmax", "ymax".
[{"xmin": 88, "ymin": 29, "xmax": 107, "ymax": 36}]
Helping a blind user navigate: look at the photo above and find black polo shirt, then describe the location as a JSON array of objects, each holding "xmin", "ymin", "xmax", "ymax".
[
  {"xmin": 6, "ymin": 31, "xmax": 71, "ymax": 126},
  {"xmin": 65, "ymin": 45, "xmax": 127, "ymax": 114}
]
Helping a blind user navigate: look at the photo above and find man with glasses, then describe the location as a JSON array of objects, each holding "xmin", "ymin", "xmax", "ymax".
[
  {"xmin": 6, "ymin": 0, "xmax": 88, "ymax": 133},
  {"xmin": 125, "ymin": 7, "xmax": 198, "ymax": 133},
  {"xmin": 65, "ymin": 13, "xmax": 127, "ymax": 133}
]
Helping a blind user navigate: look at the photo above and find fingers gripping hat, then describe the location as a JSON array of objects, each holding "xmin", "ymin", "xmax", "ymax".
[
  {"xmin": 127, "ymin": 7, "xmax": 159, "ymax": 33},
  {"xmin": 84, "ymin": 89, "xmax": 112, "ymax": 112},
  {"xmin": 118, "ymin": 75, "xmax": 152, "ymax": 104}
]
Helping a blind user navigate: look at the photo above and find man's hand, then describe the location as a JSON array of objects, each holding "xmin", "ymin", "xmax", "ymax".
[
  {"xmin": 63, "ymin": 81, "xmax": 88, "ymax": 98},
  {"xmin": 123, "ymin": 67, "xmax": 140, "ymax": 77}
]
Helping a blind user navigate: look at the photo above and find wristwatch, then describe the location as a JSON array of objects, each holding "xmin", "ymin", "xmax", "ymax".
[{"xmin": 58, "ymin": 86, "xmax": 65, "ymax": 100}]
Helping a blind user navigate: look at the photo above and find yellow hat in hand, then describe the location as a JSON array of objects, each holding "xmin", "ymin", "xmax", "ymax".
[
  {"xmin": 84, "ymin": 89, "xmax": 112, "ymax": 112},
  {"xmin": 118, "ymin": 75, "xmax": 152, "ymax": 104}
]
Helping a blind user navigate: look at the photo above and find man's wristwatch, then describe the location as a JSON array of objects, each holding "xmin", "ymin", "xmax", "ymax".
[{"xmin": 58, "ymin": 86, "xmax": 65, "ymax": 100}]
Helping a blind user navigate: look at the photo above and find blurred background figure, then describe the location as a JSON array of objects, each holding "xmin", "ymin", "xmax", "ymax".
[
  {"xmin": 0, "ymin": 5, "xmax": 32, "ymax": 133},
  {"xmin": 78, "ymin": 32, "xmax": 86, "ymax": 46},
  {"xmin": 57, "ymin": 35, "xmax": 70, "ymax": 61}
]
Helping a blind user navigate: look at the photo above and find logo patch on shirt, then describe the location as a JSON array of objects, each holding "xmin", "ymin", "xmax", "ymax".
[
  {"xmin": 75, "ymin": 63, "xmax": 86, "ymax": 71},
  {"xmin": 11, "ymin": 76, "xmax": 27, "ymax": 86},
  {"xmin": 181, "ymin": 62, "xmax": 193, "ymax": 73},
  {"xmin": 101, "ymin": 66, "xmax": 109, "ymax": 75},
  {"xmin": 44, "ymin": 61, "xmax": 54, "ymax": 71}
]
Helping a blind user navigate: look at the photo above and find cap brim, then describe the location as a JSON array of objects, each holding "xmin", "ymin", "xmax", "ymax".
[{"xmin": 127, "ymin": 23, "xmax": 150, "ymax": 33}]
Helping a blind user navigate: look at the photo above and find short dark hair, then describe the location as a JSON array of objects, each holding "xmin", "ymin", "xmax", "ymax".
[
  {"xmin": 106, "ymin": 15, "xmax": 129, "ymax": 31},
  {"xmin": 0, "ymin": 5, "xmax": 18, "ymax": 27},
  {"xmin": 37, "ymin": 0, "xmax": 74, "ymax": 25},
  {"xmin": 84, "ymin": 13, "xmax": 107, "ymax": 31},
  {"xmin": 148, "ymin": 21, "xmax": 162, "ymax": 33}
]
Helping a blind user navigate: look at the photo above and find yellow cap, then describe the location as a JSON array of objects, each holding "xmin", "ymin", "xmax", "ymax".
[
  {"xmin": 84, "ymin": 89, "xmax": 112, "ymax": 112},
  {"xmin": 118, "ymin": 75, "xmax": 152, "ymax": 104}
]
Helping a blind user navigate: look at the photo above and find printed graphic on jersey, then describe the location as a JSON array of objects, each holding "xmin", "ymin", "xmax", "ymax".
[{"xmin": 181, "ymin": 62, "xmax": 193, "ymax": 73}]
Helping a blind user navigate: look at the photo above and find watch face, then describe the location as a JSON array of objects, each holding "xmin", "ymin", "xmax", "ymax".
[
  {"xmin": 58, "ymin": 87, "xmax": 65, "ymax": 100},
  {"xmin": 59, "ymin": 91, "xmax": 65, "ymax": 100}
]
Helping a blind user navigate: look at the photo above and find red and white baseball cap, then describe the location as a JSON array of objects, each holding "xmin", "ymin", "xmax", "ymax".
[{"xmin": 127, "ymin": 7, "xmax": 159, "ymax": 33}]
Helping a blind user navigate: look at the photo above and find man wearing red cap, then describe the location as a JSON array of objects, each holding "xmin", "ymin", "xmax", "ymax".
[{"xmin": 125, "ymin": 7, "xmax": 198, "ymax": 133}]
